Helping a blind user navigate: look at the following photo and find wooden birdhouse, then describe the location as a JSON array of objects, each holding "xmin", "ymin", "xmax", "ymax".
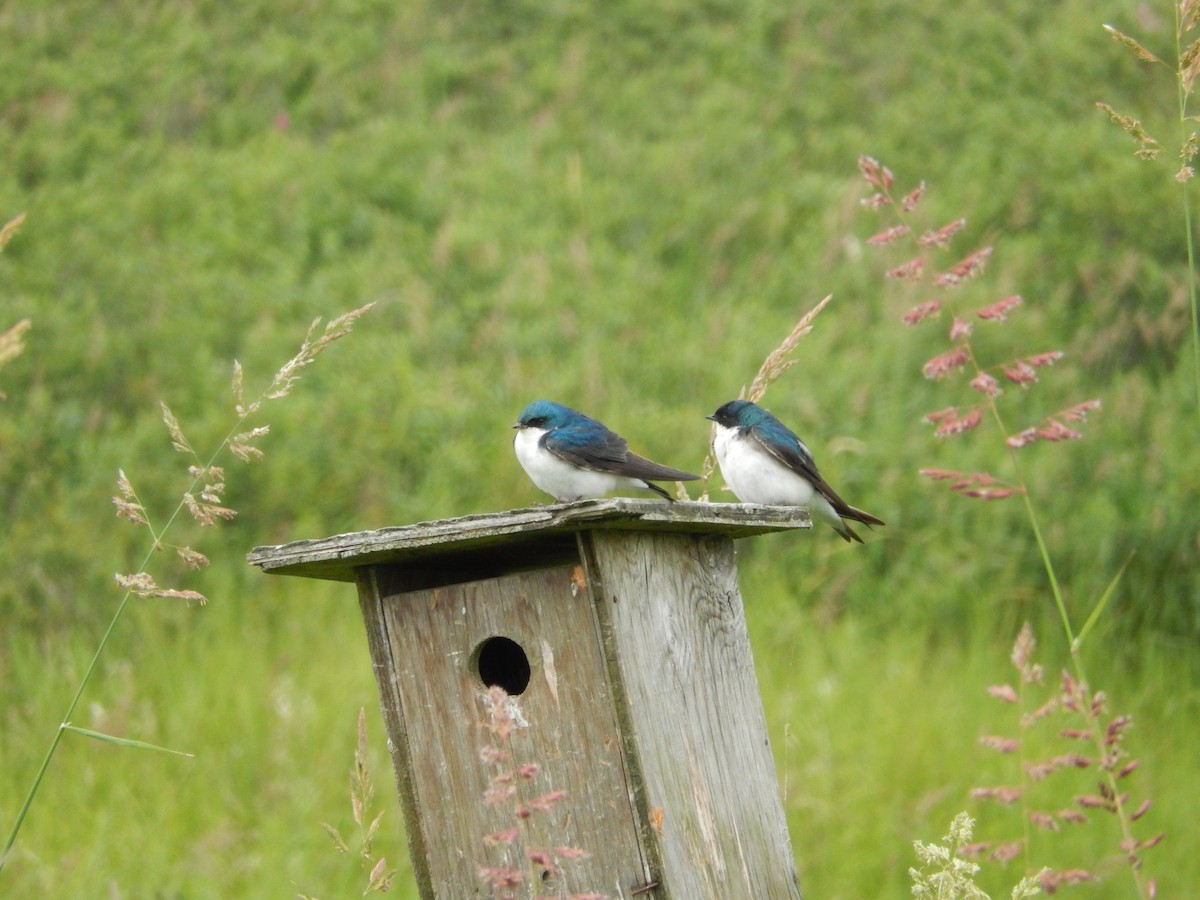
[{"xmin": 247, "ymin": 498, "xmax": 808, "ymax": 899}]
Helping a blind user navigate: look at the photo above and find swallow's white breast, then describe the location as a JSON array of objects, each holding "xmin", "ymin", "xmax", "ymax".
[
  {"xmin": 513, "ymin": 427, "xmax": 643, "ymax": 501},
  {"xmin": 711, "ymin": 424, "xmax": 816, "ymax": 506}
]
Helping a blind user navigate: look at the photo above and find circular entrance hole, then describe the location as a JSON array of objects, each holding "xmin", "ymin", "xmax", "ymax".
[{"xmin": 475, "ymin": 636, "xmax": 531, "ymax": 696}]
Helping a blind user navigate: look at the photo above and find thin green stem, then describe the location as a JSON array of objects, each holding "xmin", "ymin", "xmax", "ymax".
[
  {"xmin": 1177, "ymin": 4, "xmax": 1200, "ymax": 417},
  {"xmin": 1068, "ymin": 647, "xmax": 1148, "ymax": 899},
  {"xmin": 1005, "ymin": 443, "xmax": 1075, "ymax": 647},
  {"xmin": 1015, "ymin": 669, "xmax": 1033, "ymax": 872},
  {"xmin": 1181, "ymin": 193, "xmax": 1199, "ymax": 413},
  {"xmin": 2, "ymin": 591, "xmax": 133, "ymax": 872},
  {"xmin": 958, "ymin": 342, "xmax": 1076, "ymax": 646}
]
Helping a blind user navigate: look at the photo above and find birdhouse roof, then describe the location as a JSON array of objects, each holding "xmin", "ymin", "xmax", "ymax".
[{"xmin": 246, "ymin": 498, "xmax": 810, "ymax": 583}]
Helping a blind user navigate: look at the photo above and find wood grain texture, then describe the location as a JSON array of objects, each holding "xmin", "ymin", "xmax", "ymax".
[
  {"xmin": 358, "ymin": 563, "xmax": 650, "ymax": 899},
  {"xmin": 581, "ymin": 530, "xmax": 803, "ymax": 899},
  {"xmin": 247, "ymin": 499, "xmax": 811, "ymax": 583}
]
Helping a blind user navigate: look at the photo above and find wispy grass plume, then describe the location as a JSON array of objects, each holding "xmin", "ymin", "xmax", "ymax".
[
  {"xmin": 298, "ymin": 708, "xmax": 396, "ymax": 898},
  {"xmin": 1, "ymin": 302, "xmax": 375, "ymax": 877},
  {"xmin": 0, "ymin": 318, "xmax": 30, "ymax": 402},
  {"xmin": 0, "ymin": 212, "xmax": 29, "ymax": 400},
  {"xmin": 0, "ymin": 211, "xmax": 24, "ymax": 252}
]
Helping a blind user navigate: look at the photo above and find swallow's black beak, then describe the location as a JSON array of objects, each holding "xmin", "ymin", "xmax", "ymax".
[
  {"xmin": 705, "ymin": 414, "xmax": 717, "ymax": 422},
  {"xmin": 512, "ymin": 423, "xmax": 521, "ymax": 429}
]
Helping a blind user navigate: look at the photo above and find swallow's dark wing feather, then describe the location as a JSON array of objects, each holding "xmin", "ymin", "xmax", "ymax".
[
  {"xmin": 746, "ymin": 425, "xmax": 885, "ymax": 528},
  {"xmin": 615, "ymin": 450, "xmax": 702, "ymax": 483},
  {"xmin": 543, "ymin": 422, "xmax": 700, "ymax": 482}
]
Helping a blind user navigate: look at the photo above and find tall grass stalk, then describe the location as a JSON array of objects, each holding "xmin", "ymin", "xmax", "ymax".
[
  {"xmin": 859, "ymin": 157, "xmax": 1157, "ymax": 894},
  {"xmin": 1099, "ymin": 5, "xmax": 1200, "ymax": 415},
  {"xmin": 1172, "ymin": 2, "xmax": 1200, "ymax": 416},
  {"xmin": 0, "ymin": 303, "xmax": 374, "ymax": 877}
]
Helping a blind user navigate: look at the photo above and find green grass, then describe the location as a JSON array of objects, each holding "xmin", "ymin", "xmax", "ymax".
[
  {"xmin": 2, "ymin": 0, "xmax": 1198, "ymax": 894},
  {"xmin": 4, "ymin": 575, "xmax": 1195, "ymax": 896},
  {"xmin": 1, "ymin": 578, "xmax": 409, "ymax": 897},
  {"xmin": 747, "ymin": 565, "xmax": 1200, "ymax": 897}
]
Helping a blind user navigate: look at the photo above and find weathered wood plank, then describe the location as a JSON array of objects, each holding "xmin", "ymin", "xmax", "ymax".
[
  {"xmin": 360, "ymin": 563, "xmax": 651, "ymax": 899},
  {"xmin": 247, "ymin": 499, "xmax": 811, "ymax": 583},
  {"xmin": 356, "ymin": 569, "xmax": 436, "ymax": 893},
  {"xmin": 581, "ymin": 530, "xmax": 803, "ymax": 899}
]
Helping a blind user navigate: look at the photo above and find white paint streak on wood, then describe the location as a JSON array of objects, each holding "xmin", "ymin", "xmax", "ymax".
[{"xmin": 542, "ymin": 639, "xmax": 560, "ymax": 707}]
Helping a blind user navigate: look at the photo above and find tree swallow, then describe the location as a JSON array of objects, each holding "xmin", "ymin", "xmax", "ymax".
[
  {"xmin": 707, "ymin": 399, "xmax": 884, "ymax": 543},
  {"xmin": 514, "ymin": 400, "xmax": 700, "ymax": 502}
]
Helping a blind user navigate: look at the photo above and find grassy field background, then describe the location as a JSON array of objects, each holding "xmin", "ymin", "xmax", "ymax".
[{"xmin": 2, "ymin": 0, "xmax": 1198, "ymax": 896}]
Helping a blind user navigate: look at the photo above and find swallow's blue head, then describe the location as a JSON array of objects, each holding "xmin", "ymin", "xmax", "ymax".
[
  {"xmin": 707, "ymin": 399, "xmax": 765, "ymax": 429},
  {"xmin": 514, "ymin": 400, "xmax": 579, "ymax": 431},
  {"xmin": 709, "ymin": 399, "xmax": 806, "ymax": 455}
]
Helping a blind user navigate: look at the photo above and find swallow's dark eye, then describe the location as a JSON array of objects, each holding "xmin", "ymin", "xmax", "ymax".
[{"xmin": 528, "ymin": 416, "xmax": 547, "ymax": 428}]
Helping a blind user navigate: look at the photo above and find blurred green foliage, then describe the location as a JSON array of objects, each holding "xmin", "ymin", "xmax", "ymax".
[{"xmin": 2, "ymin": 0, "xmax": 1197, "ymax": 895}]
